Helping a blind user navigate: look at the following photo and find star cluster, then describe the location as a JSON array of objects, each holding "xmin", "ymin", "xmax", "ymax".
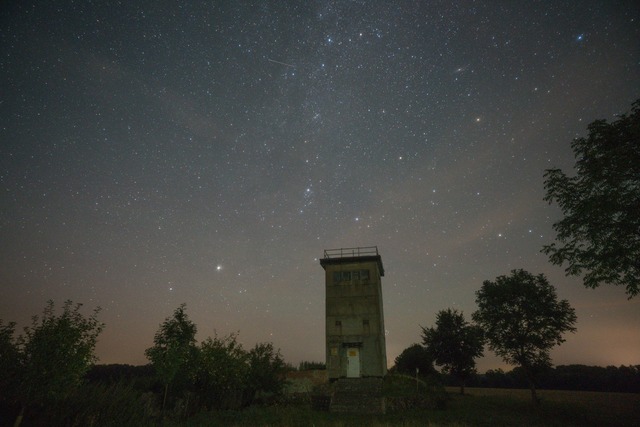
[{"xmin": 1, "ymin": 1, "xmax": 639, "ymax": 368}]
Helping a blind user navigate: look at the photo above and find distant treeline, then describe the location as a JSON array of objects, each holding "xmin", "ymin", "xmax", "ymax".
[
  {"xmin": 86, "ymin": 361, "xmax": 327, "ymax": 384},
  {"xmin": 85, "ymin": 363, "xmax": 155, "ymax": 384},
  {"xmin": 441, "ymin": 365, "xmax": 640, "ymax": 393},
  {"xmin": 298, "ymin": 361, "xmax": 326, "ymax": 371},
  {"xmin": 86, "ymin": 363, "xmax": 640, "ymax": 394}
]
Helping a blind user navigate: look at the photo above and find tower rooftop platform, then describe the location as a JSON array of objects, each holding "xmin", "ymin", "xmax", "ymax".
[{"xmin": 320, "ymin": 246, "xmax": 384, "ymax": 276}]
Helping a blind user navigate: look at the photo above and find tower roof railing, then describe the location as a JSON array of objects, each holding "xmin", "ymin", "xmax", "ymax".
[{"xmin": 323, "ymin": 246, "xmax": 379, "ymax": 259}]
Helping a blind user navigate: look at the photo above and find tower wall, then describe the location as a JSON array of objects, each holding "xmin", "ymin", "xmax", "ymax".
[{"xmin": 321, "ymin": 249, "xmax": 387, "ymax": 380}]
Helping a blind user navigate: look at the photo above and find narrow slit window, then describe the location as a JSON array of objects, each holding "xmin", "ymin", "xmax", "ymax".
[{"xmin": 333, "ymin": 272, "xmax": 341, "ymax": 284}]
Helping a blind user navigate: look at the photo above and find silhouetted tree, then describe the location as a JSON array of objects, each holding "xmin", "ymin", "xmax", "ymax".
[
  {"xmin": 422, "ymin": 309, "xmax": 484, "ymax": 394},
  {"xmin": 193, "ymin": 333, "xmax": 248, "ymax": 410},
  {"xmin": 480, "ymin": 369, "xmax": 516, "ymax": 389},
  {"xmin": 476, "ymin": 364, "xmax": 640, "ymax": 393},
  {"xmin": 246, "ymin": 342, "xmax": 287, "ymax": 403},
  {"xmin": 540, "ymin": 364, "xmax": 640, "ymax": 393},
  {"xmin": 473, "ymin": 270, "xmax": 577, "ymax": 403},
  {"xmin": 393, "ymin": 343, "xmax": 435, "ymax": 377},
  {"xmin": 0, "ymin": 320, "xmax": 20, "ymax": 411},
  {"xmin": 145, "ymin": 304, "xmax": 198, "ymax": 411},
  {"xmin": 543, "ymin": 100, "xmax": 640, "ymax": 298},
  {"xmin": 3, "ymin": 300, "xmax": 103, "ymax": 427}
]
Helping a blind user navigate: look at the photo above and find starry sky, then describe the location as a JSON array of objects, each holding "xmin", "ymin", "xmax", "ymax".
[{"xmin": 1, "ymin": 1, "xmax": 639, "ymax": 371}]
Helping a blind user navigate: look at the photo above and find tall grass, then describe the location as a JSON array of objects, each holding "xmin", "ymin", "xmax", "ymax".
[
  {"xmin": 440, "ymin": 387, "xmax": 640, "ymax": 427},
  {"xmin": 175, "ymin": 387, "xmax": 640, "ymax": 427},
  {"xmin": 4, "ymin": 380, "xmax": 637, "ymax": 426},
  {"xmin": 4, "ymin": 380, "xmax": 158, "ymax": 427}
]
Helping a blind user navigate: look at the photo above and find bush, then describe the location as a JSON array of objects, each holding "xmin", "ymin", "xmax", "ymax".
[
  {"xmin": 383, "ymin": 374, "xmax": 448, "ymax": 411},
  {"xmin": 13, "ymin": 380, "xmax": 157, "ymax": 427}
]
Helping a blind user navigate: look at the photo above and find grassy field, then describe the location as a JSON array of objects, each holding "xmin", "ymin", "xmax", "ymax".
[
  {"xmin": 438, "ymin": 387, "xmax": 640, "ymax": 427},
  {"xmin": 178, "ymin": 387, "xmax": 640, "ymax": 427}
]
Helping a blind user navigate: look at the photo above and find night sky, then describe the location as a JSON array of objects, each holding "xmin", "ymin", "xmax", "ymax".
[{"xmin": 1, "ymin": 1, "xmax": 639, "ymax": 371}]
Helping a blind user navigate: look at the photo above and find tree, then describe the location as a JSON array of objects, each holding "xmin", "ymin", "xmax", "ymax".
[
  {"xmin": 0, "ymin": 320, "xmax": 20, "ymax": 407},
  {"xmin": 245, "ymin": 342, "xmax": 287, "ymax": 403},
  {"xmin": 542, "ymin": 100, "xmax": 640, "ymax": 298},
  {"xmin": 393, "ymin": 343, "xmax": 435, "ymax": 377},
  {"xmin": 3, "ymin": 300, "xmax": 104, "ymax": 427},
  {"xmin": 193, "ymin": 333, "xmax": 248, "ymax": 410},
  {"xmin": 145, "ymin": 303, "xmax": 198, "ymax": 411},
  {"xmin": 472, "ymin": 270, "xmax": 577, "ymax": 403},
  {"xmin": 421, "ymin": 309, "xmax": 484, "ymax": 394}
]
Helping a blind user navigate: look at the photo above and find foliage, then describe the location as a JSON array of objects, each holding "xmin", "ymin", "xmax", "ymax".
[
  {"xmin": 144, "ymin": 303, "xmax": 198, "ymax": 409},
  {"xmin": 298, "ymin": 360, "xmax": 326, "ymax": 370},
  {"xmin": 144, "ymin": 305, "xmax": 291, "ymax": 416},
  {"xmin": 543, "ymin": 100, "xmax": 640, "ymax": 298},
  {"xmin": 0, "ymin": 300, "xmax": 104, "ymax": 427},
  {"xmin": 383, "ymin": 374, "xmax": 448, "ymax": 411},
  {"xmin": 179, "ymin": 387, "xmax": 640, "ymax": 427},
  {"xmin": 17, "ymin": 380, "xmax": 158, "ymax": 427},
  {"xmin": 0, "ymin": 320, "xmax": 19, "ymax": 398},
  {"xmin": 421, "ymin": 309, "xmax": 484, "ymax": 394},
  {"xmin": 193, "ymin": 333, "xmax": 248, "ymax": 410},
  {"xmin": 368, "ymin": 364, "xmax": 640, "ymax": 394},
  {"xmin": 393, "ymin": 343, "xmax": 436, "ymax": 377},
  {"xmin": 246, "ymin": 342, "xmax": 287, "ymax": 402},
  {"xmin": 86, "ymin": 363, "xmax": 155, "ymax": 385},
  {"xmin": 18, "ymin": 300, "xmax": 104, "ymax": 402},
  {"xmin": 472, "ymin": 269, "xmax": 577, "ymax": 403},
  {"xmin": 536, "ymin": 364, "xmax": 640, "ymax": 393}
]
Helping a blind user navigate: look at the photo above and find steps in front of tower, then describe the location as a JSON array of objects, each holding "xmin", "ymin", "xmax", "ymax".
[{"xmin": 330, "ymin": 377, "xmax": 385, "ymax": 414}]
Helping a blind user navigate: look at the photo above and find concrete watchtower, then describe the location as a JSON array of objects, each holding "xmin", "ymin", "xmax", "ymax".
[{"xmin": 320, "ymin": 247, "xmax": 387, "ymax": 380}]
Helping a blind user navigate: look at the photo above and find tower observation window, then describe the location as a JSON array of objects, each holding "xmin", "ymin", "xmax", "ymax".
[{"xmin": 332, "ymin": 269, "xmax": 371, "ymax": 284}]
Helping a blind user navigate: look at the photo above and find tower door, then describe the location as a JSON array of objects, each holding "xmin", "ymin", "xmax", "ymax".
[{"xmin": 347, "ymin": 347, "xmax": 360, "ymax": 378}]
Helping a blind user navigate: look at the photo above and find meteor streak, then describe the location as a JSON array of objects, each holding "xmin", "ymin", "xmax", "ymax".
[{"xmin": 268, "ymin": 58, "xmax": 295, "ymax": 68}]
